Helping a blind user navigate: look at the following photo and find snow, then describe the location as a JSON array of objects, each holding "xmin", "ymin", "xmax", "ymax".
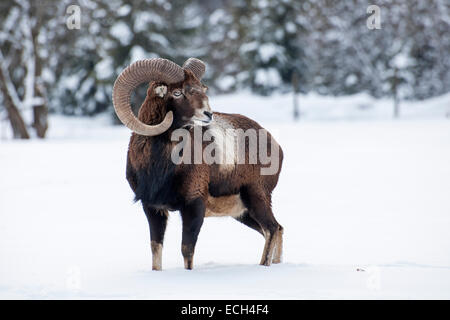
[
  {"xmin": 1, "ymin": 93, "xmax": 450, "ymax": 299},
  {"xmin": 110, "ymin": 22, "xmax": 133, "ymax": 46},
  {"xmin": 209, "ymin": 9, "xmax": 227, "ymax": 25},
  {"xmin": 258, "ymin": 43, "xmax": 280, "ymax": 63},
  {"xmin": 148, "ymin": 33, "xmax": 169, "ymax": 47},
  {"xmin": 117, "ymin": 5, "xmax": 131, "ymax": 17},
  {"xmin": 129, "ymin": 46, "xmax": 146, "ymax": 62},
  {"xmin": 255, "ymin": 68, "xmax": 282, "ymax": 87},
  {"xmin": 216, "ymin": 76, "xmax": 236, "ymax": 91},
  {"xmin": 95, "ymin": 58, "xmax": 114, "ymax": 80},
  {"xmin": 134, "ymin": 12, "xmax": 164, "ymax": 32},
  {"xmin": 212, "ymin": 92, "xmax": 450, "ymax": 122}
]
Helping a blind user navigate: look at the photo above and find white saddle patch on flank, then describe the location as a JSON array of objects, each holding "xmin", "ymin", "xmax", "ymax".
[{"xmin": 206, "ymin": 116, "xmax": 237, "ymax": 170}]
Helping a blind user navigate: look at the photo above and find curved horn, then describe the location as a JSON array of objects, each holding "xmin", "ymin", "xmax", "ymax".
[
  {"xmin": 182, "ymin": 58, "xmax": 206, "ymax": 80},
  {"xmin": 112, "ymin": 58, "xmax": 184, "ymax": 136}
]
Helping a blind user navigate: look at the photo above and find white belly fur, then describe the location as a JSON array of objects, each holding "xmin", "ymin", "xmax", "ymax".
[{"xmin": 205, "ymin": 193, "xmax": 246, "ymax": 218}]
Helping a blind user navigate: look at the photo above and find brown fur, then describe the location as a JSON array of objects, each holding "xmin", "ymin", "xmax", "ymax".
[{"xmin": 126, "ymin": 69, "xmax": 284, "ymax": 270}]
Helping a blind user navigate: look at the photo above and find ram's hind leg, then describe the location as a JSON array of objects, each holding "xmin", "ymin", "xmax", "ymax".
[
  {"xmin": 234, "ymin": 210, "xmax": 264, "ymax": 236},
  {"xmin": 143, "ymin": 203, "xmax": 168, "ymax": 271},
  {"xmin": 259, "ymin": 222, "xmax": 282, "ymax": 266},
  {"xmin": 234, "ymin": 210, "xmax": 283, "ymax": 263},
  {"xmin": 242, "ymin": 187, "xmax": 283, "ymax": 266},
  {"xmin": 272, "ymin": 225, "xmax": 284, "ymax": 264}
]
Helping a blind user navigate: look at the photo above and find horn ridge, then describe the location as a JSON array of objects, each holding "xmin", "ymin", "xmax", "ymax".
[
  {"xmin": 112, "ymin": 58, "xmax": 183, "ymax": 136},
  {"xmin": 182, "ymin": 57, "xmax": 206, "ymax": 80}
]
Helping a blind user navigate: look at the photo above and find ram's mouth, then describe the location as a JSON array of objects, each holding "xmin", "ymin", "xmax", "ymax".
[
  {"xmin": 181, "ymin": 119, "xmax": 211, "ymax": 130},
  {"xmin": 190, "ymin": 116, "xmax": 213, "ymax": 126},
  {"xmin": 193, "ymin": 119, "xmax": 212, "ymax": 126}
]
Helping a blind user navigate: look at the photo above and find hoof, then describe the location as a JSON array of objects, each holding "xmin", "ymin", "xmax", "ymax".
[
  {"xmin": 272, "ymin": 258, "xmax": 282, "ymax": 264},
  {"xmin": 184, "ymin": 257, "xmax": 194, "ymax": 270},
  {"xmin": 259, "ymin": 260, "xmax": 272, "ymax": 267}
]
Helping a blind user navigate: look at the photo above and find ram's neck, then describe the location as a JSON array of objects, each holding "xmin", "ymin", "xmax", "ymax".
[
  {"xmin": 137, "ymin": 95, "xmax": 168, "ymax": 126},
  {"xmin": 128, "ymin": 130, "xmax": 171, "ymax": 169},
  {"xmin": 127, "ymin": 128, "xmax": 175, "ymax": 205},
  {"xmin": 129, "ymin": 94, "xmax": 173, "ymax": 172}
]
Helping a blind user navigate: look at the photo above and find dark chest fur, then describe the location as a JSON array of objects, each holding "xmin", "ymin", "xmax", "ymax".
[{"xmin": 127, "ymin": 134, "xmax": 180, "ymax": 208}]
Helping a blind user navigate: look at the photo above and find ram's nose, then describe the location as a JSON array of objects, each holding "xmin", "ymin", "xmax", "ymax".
[{"xmin": 203, "ymin": 111, "xmax": 213, "ymax": 120}]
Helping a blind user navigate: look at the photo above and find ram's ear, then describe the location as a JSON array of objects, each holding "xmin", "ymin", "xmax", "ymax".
[{"xmin": 154, "ymin": 84, "xmax": 168, "ymax": 98}]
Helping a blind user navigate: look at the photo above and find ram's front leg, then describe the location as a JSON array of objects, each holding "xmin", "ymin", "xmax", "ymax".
[
  {"xmin": 180, "ymin": 198, "xmax": 205, "ymax": 270},
  {"xmin": 143, "ymin": 203, "xmax": 168, "ymax": 271}
]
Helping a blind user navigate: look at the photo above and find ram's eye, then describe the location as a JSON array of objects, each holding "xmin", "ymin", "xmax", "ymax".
[{"xmin": 173, "ymin": 90, "xmax": 182, "ymax": 97}]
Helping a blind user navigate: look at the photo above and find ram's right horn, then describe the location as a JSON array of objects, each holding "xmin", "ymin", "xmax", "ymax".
[{"xmin": 112, "ymin": 58, "xmax": 184, "ymax": 136}]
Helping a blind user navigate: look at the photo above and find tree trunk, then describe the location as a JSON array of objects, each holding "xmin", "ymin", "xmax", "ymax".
[
  {"xmin": 394, "ymin": 95, "xmax": 400, "ymax": 119},
  {"xmin": 32, "ymin": 82, "xmax": 48, "ymax": 138},
  {"xmin": 31, "ymin": 17, "xmax": 48, "ymax": 138},
  {"xmin": 292, "ymin": 71, "xmax": 300, "ymax": 121},
  {"xmin": 32, "ymin": 104, "xmax": 48, "ymax": 138},
  {"xmin": 393, "ymin": 67, "xmax": 400, "ymax": 118},
  {"xmin": 0, "ymin": 70, "xmax": 30, "ymax": 139}
]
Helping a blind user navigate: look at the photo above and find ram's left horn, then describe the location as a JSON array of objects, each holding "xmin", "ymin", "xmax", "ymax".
[{"xmin": 182, "ymin": 58, "xmax": 206, "ymax": 80}]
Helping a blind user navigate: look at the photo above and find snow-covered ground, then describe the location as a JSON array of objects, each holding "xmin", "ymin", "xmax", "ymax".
[{"xmin": 1, "ymin": 93, "xmax": 450, "ymax": 299}]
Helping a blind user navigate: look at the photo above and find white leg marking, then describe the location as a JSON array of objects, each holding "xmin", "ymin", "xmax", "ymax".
[{"xmin": 151, "ymin": 241, "xmax": 163, "ymax": 270}]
